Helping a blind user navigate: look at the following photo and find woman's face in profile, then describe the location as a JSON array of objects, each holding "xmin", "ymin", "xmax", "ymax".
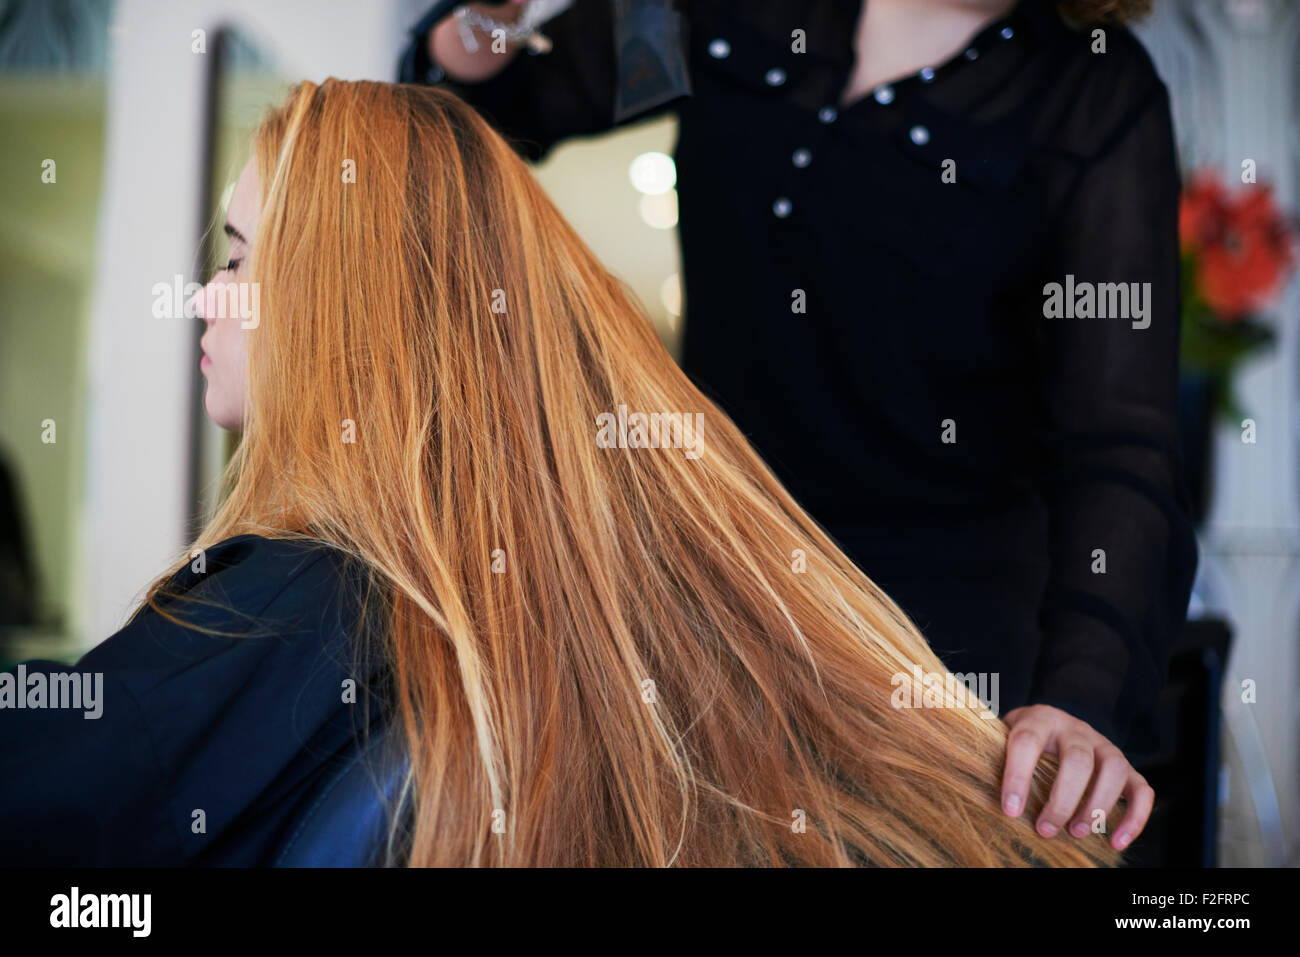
[{"xmin": 193, "ymin": 158, "xmax": 258, "ymax": 431}]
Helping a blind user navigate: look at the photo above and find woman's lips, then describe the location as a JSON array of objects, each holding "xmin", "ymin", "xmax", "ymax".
[{"xmin": 200, "ymin": 353, "xmax": 212, "ymax": 370}]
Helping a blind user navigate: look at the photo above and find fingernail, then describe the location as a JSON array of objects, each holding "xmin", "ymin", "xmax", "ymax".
[
  {"xmin": 1070, "ymin": 822, "xmax": 1088, "ymax": 838},
  {"xmin": 1114, "ymin": 831, "xmax": 1131, "ymax": 850},
  {"xmin": 1004, "ymin": 794, "xmax": 1021, "ymax": 814},
  {"xmin": 1039, "ymin": 822, "xmax": 1058, "ymax": 837}
]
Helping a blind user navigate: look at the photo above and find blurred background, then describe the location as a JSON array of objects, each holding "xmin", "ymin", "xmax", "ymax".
[{"xmin": 0, "ymin": 0, "xmax": 1295, "ymax": 868}]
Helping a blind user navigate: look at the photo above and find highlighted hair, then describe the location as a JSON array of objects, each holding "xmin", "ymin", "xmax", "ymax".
[{"xmin": 145, "ymin": 79, "xmax": 1122, "ymax": 867}]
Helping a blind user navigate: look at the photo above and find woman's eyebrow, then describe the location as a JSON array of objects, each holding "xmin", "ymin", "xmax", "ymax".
[{"xmin": 224, "ymin": 222, "xmax": 249, "ymax": 245}]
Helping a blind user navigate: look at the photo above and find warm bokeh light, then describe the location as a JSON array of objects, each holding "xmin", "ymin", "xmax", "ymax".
[{"xmin": 639, "ymin": 189, "xmax": 678, "ymax": 229}]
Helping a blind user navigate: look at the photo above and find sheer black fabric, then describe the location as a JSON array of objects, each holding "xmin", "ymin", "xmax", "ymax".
[{"xmin": 398, "ymin": 0, "xmax": 1198, "ymax": 755}]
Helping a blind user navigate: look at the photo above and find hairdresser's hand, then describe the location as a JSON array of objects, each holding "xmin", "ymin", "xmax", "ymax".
[
  {"xmin": 429, "ymin": 1, "xmax": 531, "ymax": 84},
  {"xmin": 999, "ymin": 704, "xmax": 1154, "ymax": 851}
]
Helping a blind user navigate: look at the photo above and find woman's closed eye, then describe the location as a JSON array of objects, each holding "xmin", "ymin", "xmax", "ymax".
[{"xmin": 221, "ymin": 221, "xmax": 249, "ymax": 276}]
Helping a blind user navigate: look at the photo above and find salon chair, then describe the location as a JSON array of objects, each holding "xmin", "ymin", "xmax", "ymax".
[{"xmin": 1125, "ymin": 616, "xmax": 1232, "ymax": 867}]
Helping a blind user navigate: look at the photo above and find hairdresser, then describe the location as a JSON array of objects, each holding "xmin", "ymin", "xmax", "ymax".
[{"xmin": 398, "ymin": 0, "xmax": 1198, "ymax": 850}]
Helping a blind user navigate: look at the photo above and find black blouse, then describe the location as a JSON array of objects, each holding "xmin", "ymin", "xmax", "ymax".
[
  {"xmin": 398, "ymin": 0, "xmax": 1198, "ymax": 755},
  {"xmin": 0, "ymin": 535, "xmax": 389, "ymax": 865}
]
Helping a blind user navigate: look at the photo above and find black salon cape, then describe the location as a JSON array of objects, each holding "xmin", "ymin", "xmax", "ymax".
[
  {"xmin": 399, "ymin": 0, "xmax": 1199, "ymax": 756},
  {"xmin": 0, "ymin": 534, "xmax": 387, "ymax": 866}
]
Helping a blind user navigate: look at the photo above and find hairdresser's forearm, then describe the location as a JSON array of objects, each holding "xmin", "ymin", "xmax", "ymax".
[{"xmin": 429, "ymin": 1, "xmax": 530, "ymax": 82}]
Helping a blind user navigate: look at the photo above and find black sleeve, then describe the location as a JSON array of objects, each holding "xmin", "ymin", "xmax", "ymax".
[
  {"xmin": 1028, "ymin": 76, "xmax": 1199, "ymax": 757},
  {"xmin": 398, "ymin": 0, "xmax": 682, "ymax": 162}
]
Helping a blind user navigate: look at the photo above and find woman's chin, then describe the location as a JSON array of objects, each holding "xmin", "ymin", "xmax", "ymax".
[{"xmin": 203, "ymin": 392, "xmax": 235, "ymax": 432}]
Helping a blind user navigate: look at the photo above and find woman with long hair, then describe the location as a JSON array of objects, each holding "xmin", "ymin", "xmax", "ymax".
[{"xmin": 0, "ymin": 78, "xmax": 1129, "ymax": 867}]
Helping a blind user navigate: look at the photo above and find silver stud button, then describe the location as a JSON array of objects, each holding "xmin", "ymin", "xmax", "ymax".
[
  {"xmin": 1001, "ymin": 26, "xmax": 1014, "ymax": 39},
  {"xmin": 909, "ymin": 125, "xmax": 930, "ymax": 146},
  {"xmin": 873, "ymin": 84, "xmax": 895, "ymax": 105},
  {"xmin": 708, "ymin": 38, "xmax": 730, "ymax": 58},
  {"xmin": 792, "ymin": 148, "xmax": 812, "ymax": 167},
  {"xmin": 765, "ymin": 67, "xmax": 786, "ymax": 86},
  {"xmin": 919, "ymin": 66, "xmax": 936, "ymax": 82},
  {"xmin": 818, "ymin": 106, "xmax": 838, "ymax": 123},
  {"xmin": 773, "ymin": 197, "xmax": 792, "ymax": 218},
  {"xmin": 964, "ymin": 47, "xmax": 979, "ymax": 61}
]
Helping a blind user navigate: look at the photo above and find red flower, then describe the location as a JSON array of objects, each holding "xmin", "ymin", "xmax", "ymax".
[{"xmin": 1180, "ymin": 171, "xmax": 1296, "ymax": 321}]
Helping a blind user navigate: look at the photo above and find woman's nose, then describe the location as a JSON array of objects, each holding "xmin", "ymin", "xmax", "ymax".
[{"xmin": 189, "ymin": 282, "xmax": 210, "ymax": 322}]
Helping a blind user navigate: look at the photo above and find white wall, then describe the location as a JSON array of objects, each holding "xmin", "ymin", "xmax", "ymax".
[{"xmin": 1136, "ymin": 0, "xmax": 1300, "ymax": 866}]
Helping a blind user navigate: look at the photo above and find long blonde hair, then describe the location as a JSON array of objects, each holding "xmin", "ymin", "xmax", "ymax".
[{"xmin": 144, "ymin": 79, "xmax": 1121, "ymax": 867}]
